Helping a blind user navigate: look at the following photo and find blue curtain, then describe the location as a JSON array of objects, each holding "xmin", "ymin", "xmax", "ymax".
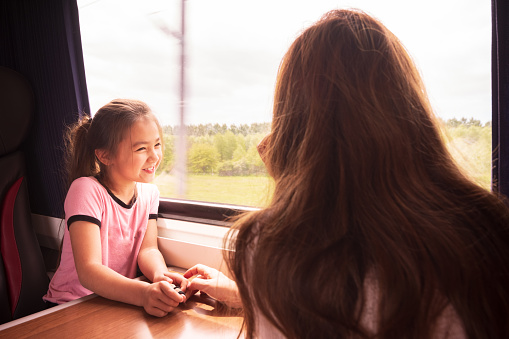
[
  {"xmin": 0, "ymin": 0, "xmax": 90, "ymax": 218},
  {"xmin": 492, "ymin": 0, "xmax": 509, "ymax": 198}
]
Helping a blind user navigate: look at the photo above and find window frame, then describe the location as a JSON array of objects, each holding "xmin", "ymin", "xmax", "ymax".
[{"xmin": 158, "ymin": 198, "xmax": 258, "ymax": 227}]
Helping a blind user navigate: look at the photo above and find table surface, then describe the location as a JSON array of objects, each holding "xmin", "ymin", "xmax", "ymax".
[{"xmin": 0, "ymin": 293, "xmax": 244, "ymax": 339}]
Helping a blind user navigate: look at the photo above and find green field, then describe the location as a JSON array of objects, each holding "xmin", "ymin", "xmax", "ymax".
[
  {"xmin": 154, "ymin": 173, "xmax": 274, "ymax": 207},
  {"xmin": 442, "ymin": 124, "xmax": 491, "ymax": 190}
]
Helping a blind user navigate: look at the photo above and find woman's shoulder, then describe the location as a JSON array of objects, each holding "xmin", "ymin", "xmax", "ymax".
[{"xmin": 432, "ymin": 303, "xmax": 467, "ymax": 339}]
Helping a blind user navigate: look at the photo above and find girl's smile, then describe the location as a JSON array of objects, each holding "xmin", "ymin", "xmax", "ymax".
[{"xmin": 143, "ymin": 166, "xmax": 157, "ymax": 174}]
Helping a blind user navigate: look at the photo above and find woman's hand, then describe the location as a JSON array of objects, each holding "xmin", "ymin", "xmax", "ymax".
[
  {"xmin": 153, "ymin": 271, "xmax": 189, "ymax": 292},
  {"xmin": 183, "ymin": 264, "xmax": 242, "ymax": 308},
  {"xmin": 141, "ymin": 280, "xmax": 185, "ymax": 317}
]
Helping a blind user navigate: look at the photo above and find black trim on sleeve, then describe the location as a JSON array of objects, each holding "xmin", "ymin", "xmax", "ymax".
[
  {"xmin": 67, "ymin": 215, "xmax": 101, "ymax": 229},
  {"xmin": 149, "ymin": 213, "xmax": 158, "ymax": 220}
]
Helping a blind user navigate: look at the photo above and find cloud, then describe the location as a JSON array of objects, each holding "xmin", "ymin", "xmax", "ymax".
[{"xmin": 78, "ymin": 0, "xmax": 492, "ymax": 126}]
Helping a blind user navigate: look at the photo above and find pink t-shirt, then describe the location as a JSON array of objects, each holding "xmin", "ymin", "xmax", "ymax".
[{"xmin": 43, "ymin": 176, "xmax": 159, "ymax": 304}]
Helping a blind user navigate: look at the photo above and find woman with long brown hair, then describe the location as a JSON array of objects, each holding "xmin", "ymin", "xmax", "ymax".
[{"xmin": 185, "ymin": 9, "xmax": 509, "ymax": 338}]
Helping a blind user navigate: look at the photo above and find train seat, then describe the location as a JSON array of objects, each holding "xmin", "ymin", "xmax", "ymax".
[{"xmin": 0, "ymin": 66, "xmax": 49, "ymax": 325}]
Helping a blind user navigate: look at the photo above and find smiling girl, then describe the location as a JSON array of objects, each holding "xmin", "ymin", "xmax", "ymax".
[{"xmin": 43, "ymin": 99, "xmax": 187, "ymax": 317}]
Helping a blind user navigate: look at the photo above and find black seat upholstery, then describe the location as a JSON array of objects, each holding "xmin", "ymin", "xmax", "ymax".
[{"xmin": 0, "ymin": 66, "xmax": 49, "ymax": 324}]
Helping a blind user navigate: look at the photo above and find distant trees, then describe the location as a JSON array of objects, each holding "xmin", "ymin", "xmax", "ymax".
[
  {"xmin": 443, "ymin": 117, "xmax": 490, "ymax": 128},
  {"xmin": 162, "ymin": 122, "xmax": 270, "ymax": 137},
  {"xmin": 188, "ymin": 143, "xmax": 219, "ymax": 174},
  {"xmin": 158, "ymin": 134, "xmax": 174, "ymax": 176},
  {"xmin": 158, "ymin": 122, "xmax": 270, "ymax": 176},
  {"xmin": 158, "ymin": 119, "xmax": 491, "ymax": 188}
]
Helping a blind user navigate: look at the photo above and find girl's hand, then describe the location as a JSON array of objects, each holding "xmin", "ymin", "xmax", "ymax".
[
  {"xmin": 153, "ymin": 271, "xmax": 189, "ymax": 293},
  {"xmin": 152, "ymin": 270, "xmax": 174, "ymax": 283},
  {"xmin": 183, "ymin": 264, "xmax": 242, "ymax": 308},
  {"xmin": 141, "ymin": 280, "xmax": 185, "ymax": 317}
]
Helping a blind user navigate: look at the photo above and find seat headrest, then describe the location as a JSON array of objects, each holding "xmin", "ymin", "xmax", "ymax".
[{"xmin": 0, "ymin": 67, "xmax": 34, "ymax": 156}]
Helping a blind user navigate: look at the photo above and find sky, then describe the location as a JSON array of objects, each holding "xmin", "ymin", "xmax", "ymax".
[{"xmin": 77, "ymin": 0, "xmax": 491, "ymax": 127}]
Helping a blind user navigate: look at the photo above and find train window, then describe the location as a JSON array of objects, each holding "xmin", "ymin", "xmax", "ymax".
[{"xmin": 77, "ymin": 0, "xmax": 492, "ymax": 209}]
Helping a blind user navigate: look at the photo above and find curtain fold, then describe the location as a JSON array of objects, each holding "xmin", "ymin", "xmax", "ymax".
[
  {"xmin": 0, "ymin": 0, "xmax": 90, "ymax": 218},
  {"xmin": 492, "ymin": 0, "xmax": 509, "ymax": 198}
]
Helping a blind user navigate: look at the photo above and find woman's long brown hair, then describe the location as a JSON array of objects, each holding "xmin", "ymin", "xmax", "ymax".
[{"xmin": 226, "ymin": 9, "xmax": 509, "ymax": 339}]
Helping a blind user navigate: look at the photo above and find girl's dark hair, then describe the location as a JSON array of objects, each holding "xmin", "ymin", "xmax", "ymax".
[
  {"xmin": 64, "ymin": 99, "xmax": 162, "ymax": 188},
  {"xmin": 227, "ymin": 9, "xmax": 509, "ymax": 339}
]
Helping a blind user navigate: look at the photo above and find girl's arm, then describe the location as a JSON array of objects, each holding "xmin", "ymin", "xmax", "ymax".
[
  {"xmin": 137, "ymin": 219, "xmax": 189, "ymax": 290},
  {"xmin": 70, "ymin": 220, "xmax": 184, "ymax": 317}
]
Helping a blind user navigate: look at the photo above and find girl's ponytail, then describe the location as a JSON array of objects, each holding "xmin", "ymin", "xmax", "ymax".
[{"xmin": 64, "ymin": 115, "xmax": 98, "ymax": 189}]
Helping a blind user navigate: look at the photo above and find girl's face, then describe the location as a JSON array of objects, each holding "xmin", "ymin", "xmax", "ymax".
[{"xmin": 108, "ymin": 117, "xmax": 162, "ymax": 187}]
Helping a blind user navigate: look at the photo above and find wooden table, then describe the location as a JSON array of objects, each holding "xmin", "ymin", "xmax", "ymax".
[{"xmin": 0, "ymin": 293, "xmax": 243, "ymax": 338}]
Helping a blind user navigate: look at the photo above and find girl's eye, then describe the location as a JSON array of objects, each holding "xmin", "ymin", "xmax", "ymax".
[
  {"xmin": 155, "ymin": 143, "xmax": 161, "ymax": 148},
  {"xmin": 136, "ymin": 147, "xmax": 146, "ymax": 152}
]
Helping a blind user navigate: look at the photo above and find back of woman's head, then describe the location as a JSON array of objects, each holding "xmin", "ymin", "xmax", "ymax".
[
  {"xmin": 65, "ymin": 99, "xmax": 161, "ymax": 187},
  {"xmin": 268, "ymin": 9, "xmax": 443, "ymax": 197},
  {"xmin": 229, "ymin": 8, "xmax": 509, "ymax": 339}
]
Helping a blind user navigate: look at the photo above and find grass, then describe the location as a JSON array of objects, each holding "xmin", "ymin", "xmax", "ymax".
[
  {"xmin": 442, "ymin": 125, "xmax": 492, "ymax": 190},
  {"xmin": 154, "ymin": 173, "xmax": 274, "ymax": 207}
]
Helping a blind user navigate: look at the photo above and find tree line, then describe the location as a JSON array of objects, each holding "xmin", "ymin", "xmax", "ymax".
[
  {"xmin": 162, "ymin": 122, "xmax": 270, "ymax": 137},
  {"xmin": 158, "ymin": 118, "xmax": 491, "ymax": 177},
  {"xmin": 443, "ymin": 117, "xmax": 491, "ymax": 128},
  {"xmin": 159, "ymin": 122, "xmax": 270, "ymax": 176}
]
